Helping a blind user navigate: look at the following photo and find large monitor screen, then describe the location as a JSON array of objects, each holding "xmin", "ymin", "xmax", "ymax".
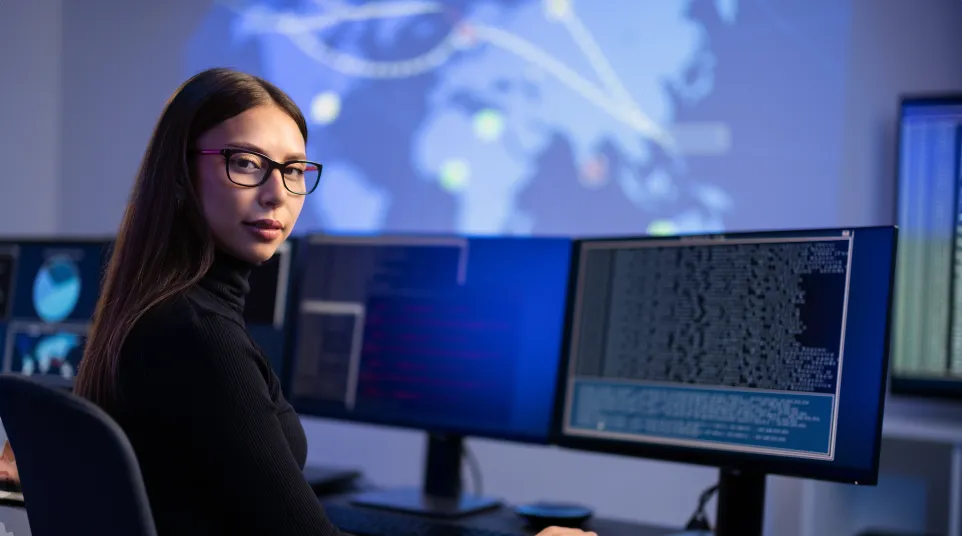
[
  {"xmin": 187, "ymin": 1, "xmax": 852, "ymax": 237},
  {"xmin": 556, "ymin": 227, "xmax": 897, "ymax": 484},
  {"xmin": 287, "ymin": 234, "xmax": 572, "ymax": 443},
  {"xmin": 0, "ymin": 240, "xmax": 111, "ymax": 388},
  {"xmin": 891, "ymin": 96, "xmax": 962, "ymax": 397}
]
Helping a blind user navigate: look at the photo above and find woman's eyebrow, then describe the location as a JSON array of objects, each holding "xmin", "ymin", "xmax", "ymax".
[{"xmin": 225, "ymin": 141, "xmax": 307, "ymax": 161}]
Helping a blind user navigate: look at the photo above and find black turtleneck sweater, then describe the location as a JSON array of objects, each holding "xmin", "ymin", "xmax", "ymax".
[{"xmin": 109, "ymin": 251, "xmax": 342, "ymax": 536}]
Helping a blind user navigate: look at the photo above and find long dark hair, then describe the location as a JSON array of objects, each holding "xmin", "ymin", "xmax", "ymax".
[{"xmin": 74, "ymin": 68, "xmax": 309, "ymax": 407}]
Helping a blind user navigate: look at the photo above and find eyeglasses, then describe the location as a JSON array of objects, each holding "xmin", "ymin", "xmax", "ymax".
[{"xmin": 194, "ymin": 148, "xmax": 323, "ymax": 195}]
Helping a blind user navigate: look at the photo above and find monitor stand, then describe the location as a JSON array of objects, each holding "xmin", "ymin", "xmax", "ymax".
[
  {"xmin": 714, "ymin": 467, "xmax": 766, "ymax": 536},
  {"xmin": 350, "ymin": 433, "xmax": 501, "ymax": 518}
]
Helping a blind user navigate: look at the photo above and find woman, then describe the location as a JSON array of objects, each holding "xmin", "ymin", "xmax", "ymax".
[{"xmin": 69, "ymin": 68, "xmax": 594, "ymax": 536}]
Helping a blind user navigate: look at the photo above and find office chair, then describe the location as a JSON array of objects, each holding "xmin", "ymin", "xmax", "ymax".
[{"xmin": 0, "ymin": 375, "xmax": 157, "ymax": 536}]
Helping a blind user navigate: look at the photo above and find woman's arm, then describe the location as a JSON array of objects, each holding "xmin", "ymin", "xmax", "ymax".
[{"xmin": 0, "ymin": 440, "xmax": 18, "ymax": 484}]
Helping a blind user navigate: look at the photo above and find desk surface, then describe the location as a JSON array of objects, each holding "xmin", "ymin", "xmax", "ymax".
[
  {"xmin": 0, "ymin": 481, "xmax": 681, "ymax": 536},
  {"xmin": 321, "ymin": 494, "xmax": 679, "ymax": 536}
]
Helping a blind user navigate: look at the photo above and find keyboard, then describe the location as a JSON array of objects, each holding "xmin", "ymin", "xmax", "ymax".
[{"xmin": 323, "ymin": 502, "xmax": 528, "ymax": 536}]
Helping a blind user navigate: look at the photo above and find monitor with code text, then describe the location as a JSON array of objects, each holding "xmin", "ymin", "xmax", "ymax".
[{"xmin": 554, "ymin": 226, "xmax": 897, "ymax": 536}]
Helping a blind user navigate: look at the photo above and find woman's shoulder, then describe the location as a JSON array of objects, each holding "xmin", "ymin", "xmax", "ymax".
[
  {"xmin": 120, "ymin": 293, "xmax": 255, "ymax": 389},
  {"xmin": 125, "ymin": 292, "xmax": 245, "ymax": 356}
]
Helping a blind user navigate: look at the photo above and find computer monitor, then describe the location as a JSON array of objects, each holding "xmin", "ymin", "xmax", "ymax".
[
  {"xmin": 286, "ymin": 233, "xmax": 573, "ymax": 517},
  {"xmin": 0, "ymin": 239, "xmax": 112, "ymax": 389},
  {"xmin": 245, "ymin": 240, "xmax": 295, "ymax": 376},
  {"xmin": 554, "ymin": 227, "xmax": 897, "ymax": 536},
  {"xmin": 891, "ymin": 95, "xmax": 962, "ymax": 398}
]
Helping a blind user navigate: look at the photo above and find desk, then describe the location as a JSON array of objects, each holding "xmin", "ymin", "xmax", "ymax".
[
  {"xmin": 0, "ymin": 479, "xmax": 680, "ymax": 536},
  {"xmin": 320, "ymin": 494, "xmax": 679, "ymax": 536}
]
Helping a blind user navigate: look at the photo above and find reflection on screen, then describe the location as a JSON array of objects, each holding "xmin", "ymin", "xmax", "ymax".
[{"xmin": 289, "ymin": 235, "xmax": 571, "ymax": 443}]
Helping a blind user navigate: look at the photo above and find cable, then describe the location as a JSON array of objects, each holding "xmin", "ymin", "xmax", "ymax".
[
  {"xmin": 461, "ymin": 442, "xmax": 483, "ymax": 496},
  {"xmin": 684, "ymin": 482, "xmax": 719, "ymax": 532}
]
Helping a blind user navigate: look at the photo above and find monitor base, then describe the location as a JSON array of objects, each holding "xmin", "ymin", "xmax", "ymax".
[{"xmin": 350, "ymin": 487, "xmax": 501, "ymax": 518}]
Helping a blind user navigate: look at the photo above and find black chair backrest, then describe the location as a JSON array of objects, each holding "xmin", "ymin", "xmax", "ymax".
[{"xmin": 0, "ymin": 375, "xmax": 157, "ymax": 536}]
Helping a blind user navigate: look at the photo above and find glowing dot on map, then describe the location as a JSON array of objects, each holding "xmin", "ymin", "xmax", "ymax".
[
  {"xmin": 453, "ymin": 23, "xmax": 478, "ymax": 49},
  {"xmin": 647, "ymin": 220, "xmax": 678, "ymax": 236},
  {"xmin": 439, "ymin": 159, "xmax": 471, "ymax": 193},
  {"xmin": 310, "ymin": 92, "xmax": 341, "ymax": 125},
  {"xmin": 544, "ymin": 0, "xmax": 572, "ymax": 21},
  {"xmin": 473, "ymin": 109, "xmax": 504, "ymax": 142},
  {"xmin": 578, "ymin": 154, "xmax": 609, "ymax": 188}
]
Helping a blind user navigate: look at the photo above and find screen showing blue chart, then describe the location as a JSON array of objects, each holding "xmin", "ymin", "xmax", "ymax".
[
  {"xmin": 560, "ymin": 227, "xmax": 896, "ymax": 481},
  {"xmin": 288, "ymin": 234, "xmax": 572, "ymax": 443},
  {"xmin": 187, "ymin": 1, "xmax": 851, "ymax": 237},
  {"xmin": 0, "ymin": 241, "xmax": 110, "ymax": 384},
  {"xmin": 891, "ymin": 97, "xmax": 962, "ymax": 394}
]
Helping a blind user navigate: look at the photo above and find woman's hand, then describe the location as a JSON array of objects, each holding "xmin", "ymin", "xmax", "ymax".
[
  {"xmin": 0, "ymin": 441, "xmax": 18, "ymax": 484},
  {"xmin": 535, "ymin": 527, "xmax": 597, "ymax": 536}
]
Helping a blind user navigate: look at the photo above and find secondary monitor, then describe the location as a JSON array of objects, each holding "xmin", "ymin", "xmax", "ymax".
[
  {"xmin": 245, "ymin": 240, "xmax": 295, "ymax": 376},
  {"xmin": 891, "ymin": 95, "xmax": 962, "ymax": 398},
  {"xmin": 287, "ymin": 233, "xmax": 572, "ymax": 517},
  {"xmin": 0, "ymin": 239, "xmax": 112, "ymax": 389},
  {"xmin": 555, "ymin": 226, "xmax": 897, "ymax": 536}
]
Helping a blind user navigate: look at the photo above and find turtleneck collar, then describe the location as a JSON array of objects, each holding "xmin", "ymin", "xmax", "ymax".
[{"xmin": 197, "ymin": 248, "xmax": 253, "ymax": 317}]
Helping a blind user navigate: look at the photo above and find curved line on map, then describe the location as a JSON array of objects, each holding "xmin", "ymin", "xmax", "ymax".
[
  {"xmin": 220, "ymin": 0, "xmax": 677, "ymax": 151},
  {"xmin": 473, "ymin": 24, "xmax": 675, "ymax": 151},
  {"xmin": 559, "ymin": 12, "xmax": 639, "ymax": 114}
]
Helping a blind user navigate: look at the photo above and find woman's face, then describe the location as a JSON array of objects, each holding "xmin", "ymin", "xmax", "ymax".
[{"xmin": 194, "ymin": 104, "xmax": 307, "ymax": 264}]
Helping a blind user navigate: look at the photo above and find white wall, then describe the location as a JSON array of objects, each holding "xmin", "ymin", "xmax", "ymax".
[
  {"xmin": 0, "ymin": 0, "xmax": 61, "ymax": 237},
  {"xmin": 2, "ymin": 1, "xmax": 962, "ymax": 535}
]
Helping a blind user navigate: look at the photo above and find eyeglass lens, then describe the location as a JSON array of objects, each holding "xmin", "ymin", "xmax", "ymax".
[{"xmin": 226, "ymin": 151, "xmax": 320, "ymax": 194}]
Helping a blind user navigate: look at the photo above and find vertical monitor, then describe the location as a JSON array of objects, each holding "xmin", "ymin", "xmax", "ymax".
[
  {"xmin": 245, "ymin": 240, "xmax": 295, "ymax": 376},
  {"xmin": 891, "ymin": 95, "xmax": 962, "ymax": 397}
]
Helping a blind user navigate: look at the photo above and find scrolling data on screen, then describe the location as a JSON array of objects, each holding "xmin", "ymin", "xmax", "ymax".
[{"xmin": 558, "ymin": 227, "xmax": 896, "ymax": 482}]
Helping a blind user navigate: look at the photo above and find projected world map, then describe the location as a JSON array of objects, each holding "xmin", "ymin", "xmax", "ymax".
[{"xmin": 188, "ymin": 0, "xmax": 818, "ymax": 236}]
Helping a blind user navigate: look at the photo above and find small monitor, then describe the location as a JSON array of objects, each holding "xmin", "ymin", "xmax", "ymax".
[
  {"xmin": 891, "ymin": 95, "xmax": 962, "ymax": 398},
  {"xmin": 555, "ymin": 227, "xmax": 897, "ymax": 536},
  {"xmin": 245, "ymin": 240, "xmax": 296, "ymax": 376},
  {"xmin": 245, "ymin": 240, "xmax": 293, "ymax": 328},
  {"xmin": 0, "ymin": 239, "xmax": 111, "ymax": 390},
  {"xmin": 287, "ymin": 233, "xmax": 572, "ymax": 517}
]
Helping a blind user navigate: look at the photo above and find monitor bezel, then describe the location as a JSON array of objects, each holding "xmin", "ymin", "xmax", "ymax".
[
  {"xmin": 890, "ymin": 94, "xmax": 962, "ymax": 399},
  {"xmin": 282, "ymin": 232, "xmax": 575, "ymax": 446},
  {"xmin": 550, "ymin": 225, "xmax": 898, "ymax": 485}
]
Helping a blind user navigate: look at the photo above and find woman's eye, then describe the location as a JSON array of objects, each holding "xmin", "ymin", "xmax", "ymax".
[{"xmin": 229, "ymin": 154, "xmax": 264, "ymax": 173}]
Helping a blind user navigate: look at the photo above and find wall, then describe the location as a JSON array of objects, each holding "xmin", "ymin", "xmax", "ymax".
[
  {"xmin": 1, "ymin": 1, "xmax": 962, "ymax": 535},
  {"xmin": 0, "ymin": 0, "xmax": 61, "ymax": 237}
]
